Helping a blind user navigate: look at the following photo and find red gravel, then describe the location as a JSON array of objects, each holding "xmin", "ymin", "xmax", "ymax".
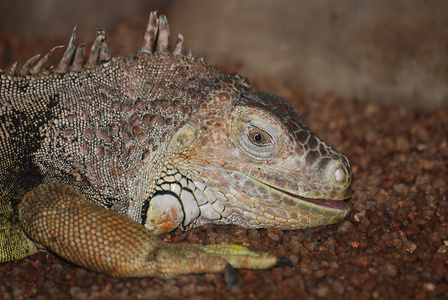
[{"xmin": 1, "ymin": 30, "xmax": 447, "ymax": 300}]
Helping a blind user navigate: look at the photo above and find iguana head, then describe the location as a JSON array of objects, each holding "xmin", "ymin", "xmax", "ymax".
[{"xmin": 146, "ymin": 74, "xmax": 352, "ymax": 232}]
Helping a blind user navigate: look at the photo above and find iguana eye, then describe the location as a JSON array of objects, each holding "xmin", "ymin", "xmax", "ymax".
[
  {"xmin": 248, "ymin": 128, "xmax": 272, "ymax": 146},
  {"xmin": 235, "ymin": 120, "xmax": 278, "ymax": 159}
]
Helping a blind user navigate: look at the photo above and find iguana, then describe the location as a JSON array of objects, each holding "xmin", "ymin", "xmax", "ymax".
[{"xmin": 0, "ymin": 12, "xmax": 352, "ymax": 283}]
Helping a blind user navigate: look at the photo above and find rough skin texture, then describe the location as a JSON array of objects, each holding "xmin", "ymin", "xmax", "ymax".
[{"xmin": 0, "ymin": 12, "xmax": 352, "ymax": 279}]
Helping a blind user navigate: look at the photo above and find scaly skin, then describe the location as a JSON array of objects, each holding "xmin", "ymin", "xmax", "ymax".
[{"xmin": 1, "ymin": 12, "xmax": 352, "ymax": 281}]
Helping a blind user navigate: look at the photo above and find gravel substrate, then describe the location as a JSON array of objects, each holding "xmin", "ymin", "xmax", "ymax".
[{"xmin": 1, "ymin": 31, "xmax": 447, "ymax": 300}]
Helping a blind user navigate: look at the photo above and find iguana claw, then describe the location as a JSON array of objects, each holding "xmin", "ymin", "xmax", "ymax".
[
  {"xmin": 276, "ymin": 257, "xmax": 294, "ymax": 268},
  {"xmin": 223, "ymin": 264, "xmax": 235, "ymax": 290}
]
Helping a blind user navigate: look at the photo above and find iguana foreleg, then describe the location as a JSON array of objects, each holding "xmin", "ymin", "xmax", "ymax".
[{"xmin": 18, "ymin": 183, "xmax": 289, "ymax": 282}]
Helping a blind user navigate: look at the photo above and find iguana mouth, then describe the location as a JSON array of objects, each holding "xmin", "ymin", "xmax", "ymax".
[
  {"xmin": 261, "ymin": 180, "xmax": 351, "ymax": 211},
  {"xmin": 295, "ymin": 196, "xmax": 350, "ymax": 211}
]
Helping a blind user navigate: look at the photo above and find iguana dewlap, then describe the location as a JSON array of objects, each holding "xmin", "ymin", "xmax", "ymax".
[{"xmin": 0, "ymin": 12, "xmax": 352, "ymax": 281}]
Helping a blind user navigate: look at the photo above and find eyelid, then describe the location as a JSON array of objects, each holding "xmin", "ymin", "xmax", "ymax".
[
  {"xmin": 230, "ymin": 107, "xmax": 281, "ymax": 160},
  {"xmin": 236, "ymin": 120, "xmax": 278, "ymax": 159},
  {"xmin": 248, "ymin": 119, "xmax": 277, "ymax": 140}
]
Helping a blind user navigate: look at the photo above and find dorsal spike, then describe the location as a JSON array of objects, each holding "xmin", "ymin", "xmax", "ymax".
[
  {"xmin": 8, "ymin": 62, "xmax": 18, "ymax": 75},
  {"xmin": 99, "ymin": 36, "xmax": 112, "ymax": 62},
  {"xmin": 86, "ymin": 34, "xmax": 104, "ymax": 68},
  {"xmin": 140, "ymin": 11, "xmax": 159, "ymax": 53},
  {"xmin": 72, "ymin": 43, "xmax": 86, "ymax": 72},
  {"xmin": 20, "ymin": 54, "xmax": 41, "ymax": 76},
  {"xmin": 173, "ymin": 34, "xmax": 185, "ymax": 55},
  {"xmin": 10, "ymin": 12, "xmax": 193, "ymax": 76},
  {"xmin": 187, "ymin": 48, "xmax": 193, "ymax": 58},
  {"xmin": 30, "ymin": 45, "xmax": 64, "ymax": 75},
  {"xmin": 156, "ymin": 15, "xmax": 170, "ymax": 53},
  {"xmin": 56, "ymin": 26, "xmax": 77, "ymax": 73},
  {"xmin": 96, "ymin": 25, "xmax": 105, "ymax": 37}
]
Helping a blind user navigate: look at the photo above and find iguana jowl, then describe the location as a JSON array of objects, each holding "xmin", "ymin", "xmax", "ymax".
[{"xmin": 0, "ymin": 12, "xmax": 352, "ymax": 281}]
